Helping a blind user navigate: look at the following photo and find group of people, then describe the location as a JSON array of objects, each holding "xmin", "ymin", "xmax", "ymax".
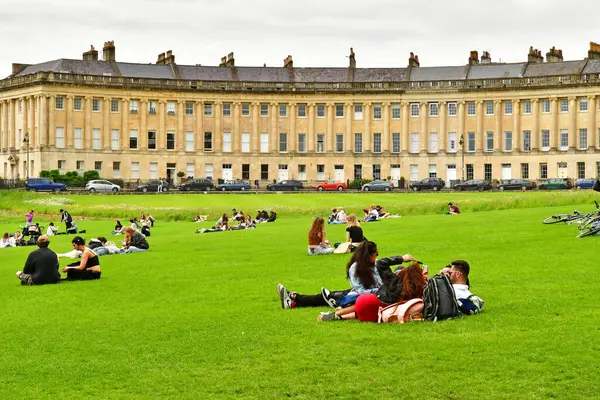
[
  {"xmin": 112, "ymin": 213, "xmax": 154, "ymax": 236},
  {"xmin": 308, "ymin": 214, "xmax": 366, "ymax": 256},
  {"xmin": 1, "ymin": 209, "xmax": 80, "ymax": 249},
  {"xmin": 195, "ymin": 208, "xmax": 277, "ymax": 234}
]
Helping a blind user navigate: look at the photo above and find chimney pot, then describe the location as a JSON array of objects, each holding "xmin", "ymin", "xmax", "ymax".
[
  {"xmin": 102, "ymin": 40, "xmax": 116, "ymax": 62},
  {"xmin": 220, "ymin": 56, "xmax": 227, "ymax": 67},
  {"xmin": 83, "ymin": 44, "xmax": 99, "ymax": 61},
  {"xmin": 408, "ymin": 52, "xmax": 420, "ymax": 67},
  {"xmin": 284, "ymin": 55, "xmax": 293, "ymax": 68},
  {"xmin": 468, "ymin": 50, "xmax": 479, "ymax": 65},
  {"xmin": 588, "ymin": 41, "xmax": 600, "ymax": 60},
  {"xmin": 546, "ymin": 46, "xmax": 563, "ymax": 63}
]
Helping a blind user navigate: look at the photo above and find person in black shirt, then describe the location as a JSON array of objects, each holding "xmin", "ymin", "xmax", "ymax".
[
  {"xmin": 59, "ymin": 208, "xmax": 73, "ymax": 231},
  {"xmin": 15, "ymin": 235, "xmax": 61, "ymax": 285},
  {"xmin": 345, "ymin": 214, "xmax": 365, "ymax": 244},
  {"xmin": 62, "ymin": 236, "xmax": 101, "ymax": 280}
]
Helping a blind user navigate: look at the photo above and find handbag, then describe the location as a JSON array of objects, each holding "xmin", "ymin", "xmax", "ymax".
[{"xmin": 378, "ymin": 298, "xmax": 424, "ymax": 323}]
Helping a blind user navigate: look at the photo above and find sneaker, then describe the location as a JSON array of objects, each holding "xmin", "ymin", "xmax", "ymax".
[
  {"xmin": 317, "ymin": 311, "xmax": 340, "ymax": 321},
  {"xmin": 321, "ymin": 287, "xmax": 337, "ymax": 309},
  {"xmin": 277, "ymin": 284, "xmax": 292, "ymax": 309}
]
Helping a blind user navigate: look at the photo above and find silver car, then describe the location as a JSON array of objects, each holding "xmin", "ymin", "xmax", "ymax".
[{"xmin": 86, "ymin": 179, "xmax": 121, "ymax": 193}]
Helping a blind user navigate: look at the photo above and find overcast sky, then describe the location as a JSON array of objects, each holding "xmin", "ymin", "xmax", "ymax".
[{"xmin": 1, "ymin": 0, "xmax": 600, "ymax": 77}]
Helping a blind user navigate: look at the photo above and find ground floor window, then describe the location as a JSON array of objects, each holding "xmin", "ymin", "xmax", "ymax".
[
  {"xmin": 242, "ymin": 164, "xmax": 250, "ymax": 180},
  {"xmin": 298, "ymin": 165, "xmax": 306, "ymax": 181},
  {"xmin": 261, "ymin": 164, "xmax": 269, "ymax": 180},
  {"xmin": 373, "ymin": 164, "xmax": 381, "ymax": 180},
  {"xmin": 317, "ymin": 165, "xmax": 325, "ymax": 181},
  {"xmin": 409, "ymin": 164, "xmax": 418, "ymax": 182},
  {"xmin": 354, "ymin": 165, "xmax": 362, "ymax": 180},
  {"xmin": 521, "ymin": 163, "xmax": 529, "ymax": 179},
  {"xmin": 466, "ymin": 164, "xmax": 473, "ymax": 180},
  {"xmin": 540, "ymin": 163, "xmax": 548, "ymax": 179},
  {"xmin": 484, "ymin": 164, "xmax": 492, "ymax": 181},
  {"xmin": 577, "ymin": 162, "xmax": 585, "ymax": 179}
]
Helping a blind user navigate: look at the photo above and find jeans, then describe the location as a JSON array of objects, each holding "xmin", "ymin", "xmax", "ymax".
[
  {"xmin": 121, "ymin": 246, "xmax": 148, "ymax": 254},
  {"xmin": 308, "ymin": 245, "xmax": 334, "ymax": 255}
]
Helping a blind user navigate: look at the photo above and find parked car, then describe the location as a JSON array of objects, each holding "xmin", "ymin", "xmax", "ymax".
[
  {"xmin": 497, "ymin": 179, "xmax": 537, "ymax": 191},
  {"xmin": 217, "ymin": 180, "xmax": 252, "ymax": 191},
  {"xmin": 136, "ymin": 180, "xmax": 169, "ymax": 193},
  {"xmin": 86, "ymin": 180, "xmax": 121, "ymax": 193},
  {"xmin": 409, "ymin": 178, "xmax": 445, "ymax": 192},
  {"xmin": 453, "ymin": 179, "xmax": 492, "ymax": 192},
  {"xmin": 539, "ymin": 178, "xmax": 573, "ymax": 190},
  {"xmin": 361, "ymin": 180, "xmax": 394, "ymax": 192},
  {"xmin": 314, "ymin": 181, "xmax": 348, "ymax": 192},
  {"xmin": 266, "ymin": 180, "xmax": 303, "ymax": 191},
  {"xmin": 575, "ymin": 178, "xmax": 596, "ymax": 190},
  {"xmin": 26, "ymin": 178, "xmax": 67, "ymax": 192},
  {"xmin": 179, "ymin": 178, "xmax": 214, "ymax": 191}
]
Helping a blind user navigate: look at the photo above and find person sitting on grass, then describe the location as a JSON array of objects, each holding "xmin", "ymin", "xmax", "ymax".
[
  {"xmin": 15, "ymin": 235, "xmax": 60, "ymax": 285},
  {"xmin": 92, "ymin": 237, "xmax": 121, "ymax": 256},
  {"xmin": 345, "ymin": 214, "xmax": 365, "ymax": 245},
  {"xmin": 267, "ymin": 211, "xmax": 277, "ymax": 222},
  {"xmin": 440, "ymin": 260, "xmax": 484, "ymax": 314},
  {"xmin": 1, "ymin": 232, "xmax": 16, "ymax": 248},
  {"xmin": 13, "ymin": 231, "xmax": 24, "ymax": 246},
  {"xmin": 194, "ymin": 213, "xmax": 208, "ymax": 222},
  {"xmin": 447, "ymin": 202, "xmax": 460, "ymax": 215},
  {"xmin": 361, "ymin": 206, "xmax": 379, "ymax": 222},
  {"xmin": 329, "ymin": 208, "xmax": 347, "ymax": 225},
  {"xmin": 121, "ymin": 227, "xmax": 150, "ymax": 253},
  {"xmin": 62, "ymin": 236, "xmax": 101, "ymax": 281},
  {"xmin": 197, "ymin": 220, "xmax": 229, "ymax": 234},
  {"xmin": 112, "ymin": 220, "xmax": 124, "ymax": 235},
  {"xmin": 46, "ymin": 222, "xmax": 58, "ymax": 236},
  {"xmin": 328, "ymin": 209, "xmax": 339, "ymax": 224},
  {"xmin": 308, "ymin": 217, "xmax": 334, "ymax": 255},
  {"xmin": 147, "ymin": 214, "xmax": 155, "ymax": 227}
]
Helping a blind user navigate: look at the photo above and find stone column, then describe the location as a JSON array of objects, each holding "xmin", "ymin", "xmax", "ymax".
[
  {"xmin": 48, "ymin": 95, "xmax": 55, "ymax": 147},
  {"xmin": 103, "ymin": 97, "xmax": 110, "ymax": 149},
  {"xmin": 287, "ymin": 102, "xmax": 295, "ymax": 152},
  {"xmin": 344, "ymin": 102, "xmax": 352, "ymax": 152},
  {"xmin": 196, "ymin": 101, "xmax": 203, "ymax": 151},
  {"xmin": 158, "ymin": 100, "xmax": 166, "ymax": 150},
  {"xmin": 420, "ymin": 102, "xmax": 428, "ymax": 152},
  {"xmin": 439, "ymin": 101, "xmax": 447, "ymax": 152},
  {"xmin": 532, "ymin": 99, "xmax": 539, "ymax": 150},
  {"xmin": 9, "ymin": 99, "xmax": 15, "ymax": 148},
  {"xmin": 28, "ymin": 97, "xmax": 35, "ymax": 148},
  {"xmin": 232, "ymin": 102, "xmax": 240, "ymax": 152},
  {"xmin": 569, "ymin": 96, "xmax": 577, "ymax": 149},
  {"xmin": 588, "ymin": 96, "xmax": 597, "ymax": 149},
  {"xmin": 252, "ymin": 102, "xmax": 259, "ymax": 152},
  {"xmin": 326, "ymin": 103, "xmax": 335, "ymax": 152},
  {"xmin": 475, "ymin": 100, "xmax": 483, "ymax": 152},
  {"xmin": 84, "ymin": 96, "xmax": 92, "ymax": 149},
  {"xmin": 401, "ymin": 102, "xmax": 409, "ymax": 153},
  {"xmin": 0, "ymin": 101, "xmax": 6, "ymax": 149},
  {"xmin": 66, "ymin": 95, "xmax": 73, "ymax": 148},
  {"xmin": 363, "ymin": 102, "xmax": 371, "ymax": 152},
  {"xmin": 513, "ymin": 99, "xmax": 520, "ymax": 152},
  {"xmin": 550, "ymin": 98, "xmax": 558, "ymax": 150},
  {"xmin": 308, "ymin": 103, "xmax": 315, "ymax": 152},
  {"xmin": 382, "ymin": 102, "xmax": 390, "ymax": 152},
  {"xmin": 494, "ymin": 100, "xmax": 502, "ymax": 152},
  {"xmin": 270, "ymin": 102, "xmax": 279, "ymax": 151},
  {"xmin": 140, "ymin": 100, "xmax": 148, "ymax": 149},
  {"xmin": 121, "ymin": 98, "xmax": 129, "ymax": 150},
  {"xmin": 214, "ymin": 101, "xmax": 222, "ymax": 151},
  {"xmin": 457, "ymin": 101, "xmax": 466, "ymax": 154},
  {"xmin": 22, "ymin": 98, "xmax": 28, "ymax": 149},
  {"xmin": 177, "ymin": 100, "xmax": 185, "ymax": 151}
]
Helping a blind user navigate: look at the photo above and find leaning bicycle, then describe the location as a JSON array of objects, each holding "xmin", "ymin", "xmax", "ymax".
[{"xmin": 542, "ymin": 201, "xmax": 599, "ymax": 225}]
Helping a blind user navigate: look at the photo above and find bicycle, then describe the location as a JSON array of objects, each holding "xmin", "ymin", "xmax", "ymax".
[
  {"xmin": 577, "ymin": 218, "xmax": 600, "ymax": 238},
  {"xmin": 542, "ymin": 201, "xmax": 599, "ymax": 225}
]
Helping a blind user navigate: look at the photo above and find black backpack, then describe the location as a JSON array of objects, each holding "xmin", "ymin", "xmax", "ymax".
[{"xmin": 423, "ymin": 274, "xmax": 460, "ymax": 322}]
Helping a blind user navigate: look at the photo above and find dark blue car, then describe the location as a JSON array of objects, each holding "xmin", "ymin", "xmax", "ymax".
[
  {"xmin": 575, "ymin": 178, "xmax": 596, "ymax": 189},
  {"xmin": 217, "ymin": 180, "xmax": 251, "ymax": 191}
]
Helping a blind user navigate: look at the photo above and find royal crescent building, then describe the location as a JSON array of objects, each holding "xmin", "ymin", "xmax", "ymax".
[{"xmin": 2, "ymin": 41, "xmax": 600, "ymax": 185}]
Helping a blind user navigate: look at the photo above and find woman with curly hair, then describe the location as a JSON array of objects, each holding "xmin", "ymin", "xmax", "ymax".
[{"xmin": 307, "ymin": 217, "xmax": 334, "ymax": 255}]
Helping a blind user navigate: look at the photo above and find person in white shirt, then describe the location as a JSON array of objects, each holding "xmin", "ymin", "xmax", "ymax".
[
  {"xmin": 1, "ymin": 232, "xmax": 16, "ymax": 248},
  {"xmin": 440, "ymin": 260, "xmax": 484, "ymax": 314},
  {"xmin": 46, "ymin": 222, "xmax": 58, "ymax": 236}
]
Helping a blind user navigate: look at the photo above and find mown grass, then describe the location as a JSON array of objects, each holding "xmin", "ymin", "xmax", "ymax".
[{"xmin": 0, "ymin": 192, "xmax": 599, "ymax": 399}]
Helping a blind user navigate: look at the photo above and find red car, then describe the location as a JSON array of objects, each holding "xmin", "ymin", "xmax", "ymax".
[{"xmin": 314, "ymin": 181, "xmax": 347, "ymax": 192}]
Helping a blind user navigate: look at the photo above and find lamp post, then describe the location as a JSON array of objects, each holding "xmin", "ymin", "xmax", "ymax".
[
  {"xmin": 23, "ymin": 132, "xmax": 30, "ymax": 180},
  {"xmin": 459, "ymin": 134, "xmax": 465, "ymax": 181}
]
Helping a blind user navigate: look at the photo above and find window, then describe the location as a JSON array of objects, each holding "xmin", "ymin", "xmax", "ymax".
[
  {"xmin": 74, "ymin": 128, "xmax": 83, "ymax": 149},
  {"xmin": 541, "ymin": 130, "xmax": 550, "ymax": 150},
  {"xmin": 541, "ymin": 99, "xmax": 550, "ymax": 113},
  {"xmin": 466, "ymin": 164, "xmax": 474, "ymax": 180},
  {"xmin": 467, "ymin": 102, "xmax": 476, "ymax": 116},
  {"xmin": 93, "ymin": 129, "xmax": 101, "ymax": 149},
  {"xmin": 242, "ymin": 133, "xmax": 250, "ymax": 153},
  {"xmin": 297, "ymin": 104, "xmax": 306, "ymax": 117},
  {"xmin": 410, "ymin": 103, "xmax": 419, "ymax": 117},
  {"xmin": 222, "ymin": 103, "xmax": 231, "ymax": 117},
  {"xmin": 484, "ymin": 164, "xmax": 492, "ymax": 181},
  {"xmin": 279, "ymin": 133, "xmax": 287, "ymax": 152},
  {"xmin": 428, "ymin": 132, "xmax": 438, "ymax": 153},
  {"xmin": 373, "ymin": 133, "xmax": 381, "ymax": 153},
  {"xmin": 504, "ymin": 131, "xmax": 512, "ymax": 151},
  {"xmin": 241, "ymin": 164, "xmax": 250, "ymax": 180},
  {"xmin": 129, "ymin": 130, "xmax": 138, "ymax": 149},
  {"xmin": 448, "ymin": 102, "xmax": 457, "ymax": 116},
  {"xmin": 392, "ymin": 133, "xmax": 400, "ymax": 153},
  {"xmin": 223, "ymin": 132, "xmax": 231, "ymax": 152},
  {"xmin": 149, "ymin": 162, "xmax": 157, "ymax": 179},
  {"xmin": 336, "ymin": 134, "xmax": 344, "ymax": 152},
  {"xmin": 580, "ymin": 98, "xmax": 588, "ymax": 112},
  {"xmin": 74, "ymin": 97, "xmax": 82, "ymax": 111},
  {"xmin": 95, "ymin": 161, "xmax": 102, "ymax": 175},
  {"xmin": 298, "ymin": 133, "xmax": 306, "ymax": 152},
  {"xmin": 165, "ymin": 101, "xmax": 175, "ymax": 115},
  {"xmin": 317, "ymin": 104, "xmax": 325, "ymax": 118},
  {"xmin": 410, "ymin": 133, "xmax": 419, "ymax": 154},
  {"xmin": 204, "ymin": 132, "xmax": 212, "ymax": 151},
  {"xmin": 241, "ymin": 103, "xmax": 250, "ymax": 116},
  {"xmin": 298, "ymin": 165, "xmax": 306, "ymax": 181},
  {"xmin": 186, "ymin": 103, "xmax": 194, "ymax": 116},
  {"xmin": 130, "ymin": 162, "xmax": 139, "ymax": 179},
  {"xmin": 57, "ymin": 160, "xmax": 66, "ymax": 174},
  {"xmin": 467, "ymin": 132, "xmax": 475, "ymax": 152},
  {"xmin": 56, "ymin": 97, "xmax": 64, "ymax": 110},
  {"xmin": 76, "ymin": 160, "xmax": 84, "ymax": 174},
  {"xmin": 166, "ymin": 132, "xmax": 175, "ymax": 150},
  {"xmin": 409, "ymin": 164, "xmax": 418, "ymax": 182},
  {"xmin": 148, "ymin": 131, "xmax": 156, "ymax": 150},
  {"xmin": 560, "ymin": 129, "xmax": 568, "ymax": 150},
  {"xmin": 540, "ymin": 163, "xmax": 548, "ymax": 179},
  {"xmin": 354, "ymin": 133, "xmax": 363, "ymax": 153},
  {"xmin": 521, "ymin": 163, "xmax": 529, "ymax": 179},
  {"xmin": 204, "ymin": 163, "xmax": 214, "ymax": 180},
  {"xmin": 373, "ymin": 164, "xmax": 381, "ymax": 180},
  {"xmin": 92, "ymin": 99, "xmax": 100, "ymax": 112},
  {"xmin": 55, "ymin": 127, "xmax": 65, "ymax": 148},
  {"xmin": 392, "ymin": 104, "xmax": 400, "ymax": 119},
  {"xmin": 504, "ymin": 101, "xmax": 512, "ymax": 115},
  {"xmin": 111, "ymin": 99, "xmax": 119, "ymax": 113},
  {"xmin": 317, "ymin": 134, "xmax": 325, "ymax": 152},
  {"xmin": 577, "ymin": 162, "xmax": 586, "ymax": 179},
  {"xmin": 336, "ymin": 104, "xmax": 345, "ymax": 118},
  {"xmin": 260, "ymin": 104, "xmax": 269, "ymax": 117},
  {"xmin": 485, "ymin": 101, "xmax": 494, "ymax": 115},
  {"xmin": 448, "ymin": 132, "xmax": 457, "ymax": 153},
  {"xmin": 372, "ymin": 104, "xmax": 381, "ymax": 120},
  {"xmin": 148, "ymin": 101, "xmax": 157, "ymax": 114},
  {"xmin": 186, "ymin": 131, "xmax": 194, "ymax": 151},
  {"xmin": 204, "ymin": 103, "xmax": 213, "ymax": 116},
  {"xmin": 523, "ymin": 131, "xmax": 531, "ymax": 152},
  {"xmin": 261, "ymin": 164, "xmax": 268, "ymax": 180},
  {"xmin": 317, "ymin": 165, "xmax": 325, "ymax": 181},
  {"xmin": 354, "ymin": 104, "xmax": 363, "ymax": 120},
  {"xmin": 186, "ymin": 163, "xmax": 195, "ymax": 179},
  {"xmin": 485, "ymin": 132, "xmax": 494, "ymax": 152},
  {"xmin": 428, "ymin": 164, "xmax": 437, "ymax": 178},
  {"xmin": 560, "ymin": 99, "xmax": 568, "ymax": 113},
  {"xmin": 429, "ymin": 103, "xmax": 438, "ymax": 117},
  {"xmin": 260, "ymin": 133, "xmax": 269, "ymax": 152},
  {"xmin": 523, "ymin": 100, "xmax": 531, "ymax": 114},
  {"xmin": 130, "ymin": 100, "xmax": 138, "ymax": 113},
  {"xmin": 279, "ymin": 104, "xmax": 287, "ymax": 117},
  {"xmin": 579, "ymin": 128, "xmax": 588, "ymax": 149},
  {"xmin": 111, "ymin": 129, "xmax": 119, "ymax": 150},
  {"xmin": 113, "ymin": 162, "xmax": 121, "ymax": 178},
  {"xmin": 354, "ymin": 164, "xmax": 362, "ymax": 180}
]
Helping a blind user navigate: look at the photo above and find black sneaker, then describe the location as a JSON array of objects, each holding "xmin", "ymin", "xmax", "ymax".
[
  {"xmin": 321, "ymin": 287, "xmax": 338, "ymax": 309},
  {"xmin": 277, "ymin": 284, "xmax": 292, "ymax": 309}
]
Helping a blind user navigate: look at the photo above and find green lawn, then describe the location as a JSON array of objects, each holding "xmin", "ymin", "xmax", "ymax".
[{"xmin": 0, "ymin": 191, "xmax": 599, "ymax": 399}]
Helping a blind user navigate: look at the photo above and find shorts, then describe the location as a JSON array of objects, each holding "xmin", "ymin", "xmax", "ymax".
[{"xmin": 355, "ymin": 293, "xmax": 386, "ymax": 322}]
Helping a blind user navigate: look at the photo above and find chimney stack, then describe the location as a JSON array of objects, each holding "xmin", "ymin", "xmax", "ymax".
[
  {"xmin": 468, "ymin": 50, "xmax": 479, "ymax": 65},
  {"xmin": 481, "ymin": 51, "xmax": 491, "ymax": 64},
  {"xmin": 349, "ymin": 47, "xmax": 356, "ymax": 68},
  {"xmin": 165, "ymin": 50, "xmax": 175, "ymax": 65},
  {"xmin": 12, "ymin": 63, "xmax": 31, "ymax": 75},
  {"xmin": 408, "ymin": 52, "xmax": 420, "ymax": 68},
  {"xmin": 156, "ymin": 52, "xmax": 166, "ymax": 64},
  {"xmin": 588, "ymin": 42, "xmax": 600, "ymax": 60},
  {"xmin": 83, "ymin": 45, "xmax": 98, "ymax": 61},
  {"xmin": 225, "ymin": 52, "xmax": 235, "ymax": 67},
  {"xmin": 103, "ymin": 41, "xmax": 115, "ymax": 62},
  {"xmin": 219, "ymin": 56, "xmax": 227, "ymax": 67},
  {"xmin": 546, "ymin": 46, "xmax": 563, "ymax": 63},
  {"xmin": 284, "ymin": 55, "xmax": 293, "ymax": 69},
  {"xmin": 528, "ymin": 46, "xmax": 544, "ymax": 63}
]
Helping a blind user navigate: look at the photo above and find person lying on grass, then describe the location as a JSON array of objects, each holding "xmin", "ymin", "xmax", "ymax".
[
  {"xmin": 308, "ymin": 217, "xmax": 334, "ymax": 255},
  {"xmin": 15, "ymin": 235, "xmax": 61, "ymax": 286},
  {"xmin": 439, "ymin": 261, "xmax": 484, "ymax": 314},
  {"xmin": 447, "ymin": 203, "xmax": 460, "ymax": 215},
  {"xmin": 62, "ymin": 236, "xmax": 101, "ymax": 281},
  {"xmin": 92, "ymin": 237, "xmax": 121, "ymax": 256},
  {"xmin": 121, "ymin": 227, "xmax": 150, "ymax": 253}
]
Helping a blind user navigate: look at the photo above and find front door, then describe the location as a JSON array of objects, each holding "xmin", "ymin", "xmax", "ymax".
[
  {"xmin": 446, "ymin": 164, "xmax": 456, "ymax": 187},
  {"xmin": 166, "ymin": 163, "xmax": 177, "ymax": 186},
  {"xmin": 557, "ymin": 162, "xmax": 568, "ymax": 178},
  {"xmin": 390, "ymin": 165, "xmax": 401, "ymax": 187},
  {"xmin": 222, "ymin": 164, "xmax": 233, "ymax": 181},
  {"xmin": 501, "ymin": 164, "xmax": 512, "ymax": 181},
  {"xmin": 278, "ymin": 165, "xmax": 288, "ymax": 181},
  {"xmin": 334, "ymin": 165, "xmax": 344, "ymax": 182}
]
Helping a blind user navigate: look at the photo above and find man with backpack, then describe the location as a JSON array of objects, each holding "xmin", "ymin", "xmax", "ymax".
[{"xmin": 440, "ymin": 260, "xmax": 484, "ymax": 315}]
